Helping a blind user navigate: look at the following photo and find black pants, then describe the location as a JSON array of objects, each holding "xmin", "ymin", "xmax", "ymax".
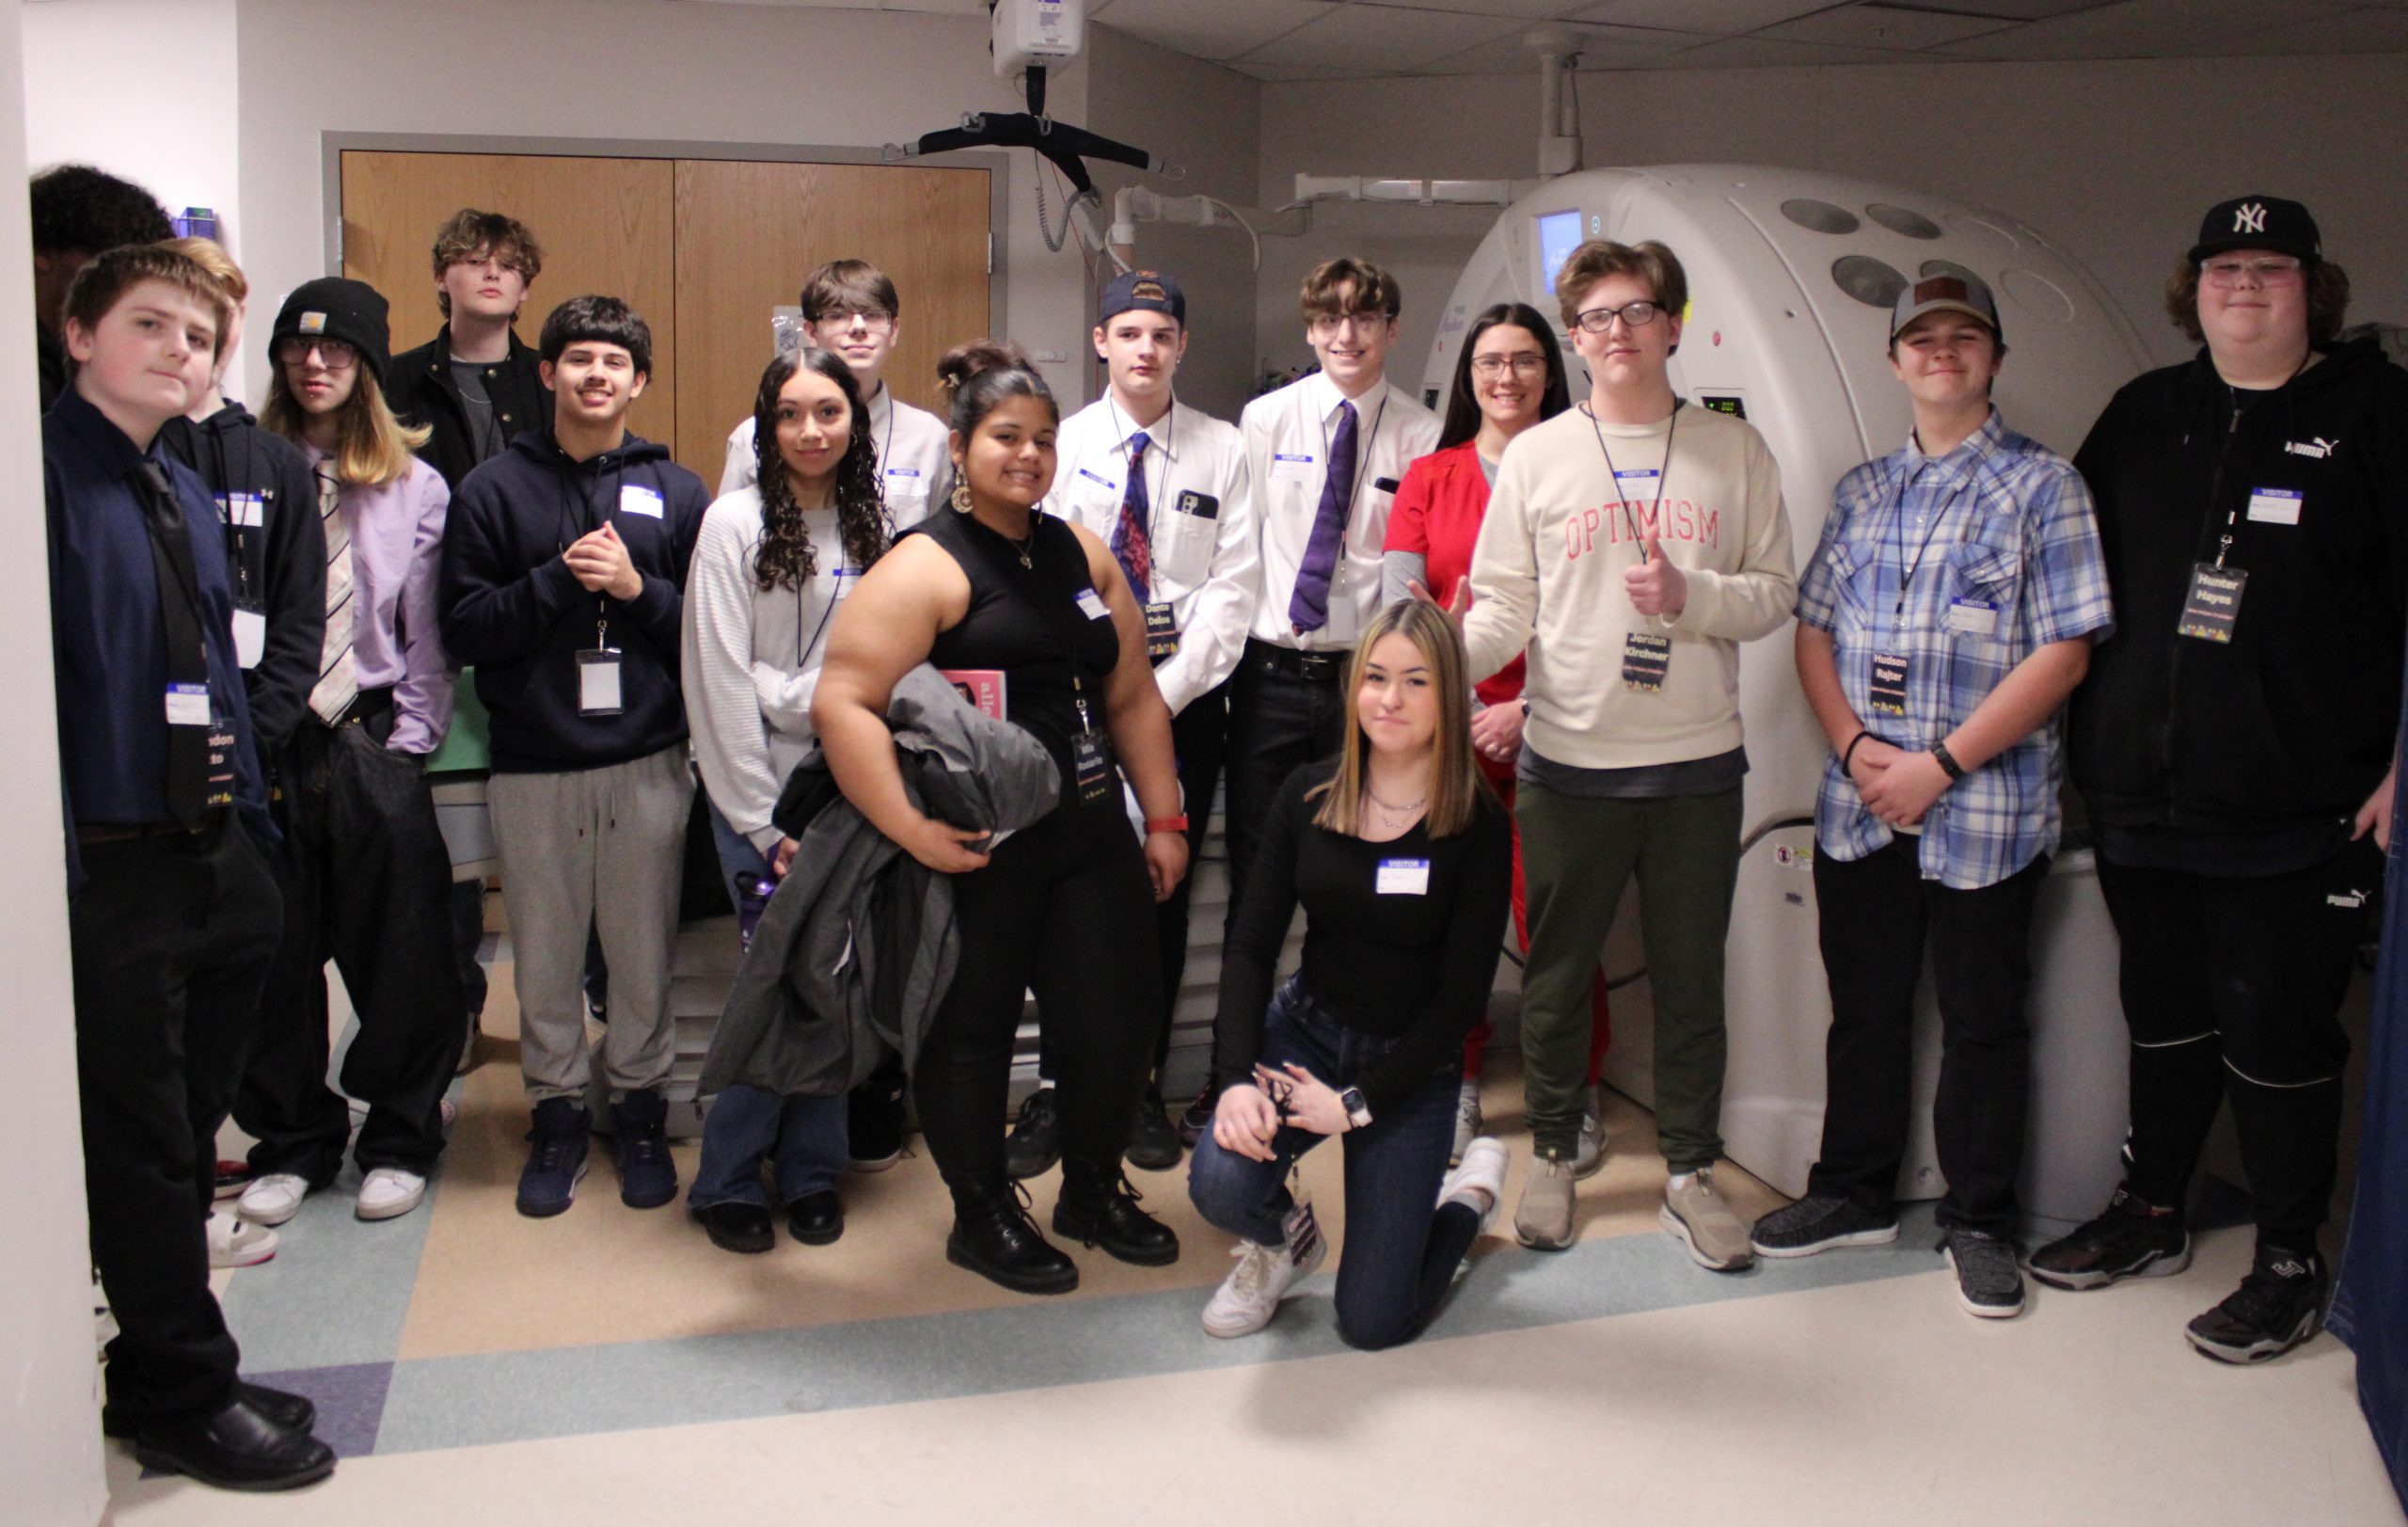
[
  {"xmin": 1149, "ymin": 679, "xmax": 1230, "ymax": 1075},
  {"xmin": 2097, "ymin": 837, "xmax": 2379, "ymax": 1247},
  {"xmin": 917, "ymin": 789, "xmax": 1161, "ymax": 1209},
  {"xmin": 238, "ymin": 718, "xmax": 466, "ymax": 1181},
  {"xmin": 1809, "ymin": 838, "xmax": 2046, "ymax": 1234},
  {"xmin": 74, "ymin": 816, "xmax": 280, "ymax": 1424},
  {"xmin": 451, "ymin": 878, "xmax": 488, "ymax": 1019}
]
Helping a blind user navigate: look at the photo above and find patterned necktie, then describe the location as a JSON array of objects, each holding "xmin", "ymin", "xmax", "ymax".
[
  {"xmin": 1112, "ymin": 430, "xmax": 1152, "ymax": 604},
  {"xmin": 306, "ymin": 463, "xmax": 357, "ymax": 726},
  {"xmin": 1288, "ymin": 398, "xmax": 1356, "ymax": 634}
]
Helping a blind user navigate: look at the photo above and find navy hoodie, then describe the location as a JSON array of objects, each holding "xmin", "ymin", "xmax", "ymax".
[{"xmin": 438, "ymin": 426, "xmax": 707, "ymax": 771}]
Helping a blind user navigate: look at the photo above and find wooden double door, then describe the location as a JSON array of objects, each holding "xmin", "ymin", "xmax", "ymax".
[{"xmin": 339, "ymin": 149, "xmax": 990, "ymax": 481}]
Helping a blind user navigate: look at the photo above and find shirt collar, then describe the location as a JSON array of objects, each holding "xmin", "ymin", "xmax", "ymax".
[
  {"xmin": 52, "ymin": 385, "xmax": 159, "ymax": 481},
  {"xmin": 1108, "ymin": 396, "xmax": 1180, "ymax": 460},
  {"xmin": 1306, "ymin": 367, "xmax": 1379, "ymax": 427},
  {"xmin": 1900, "ymin": 406, "xmax": 2004, "ymax": 485}
]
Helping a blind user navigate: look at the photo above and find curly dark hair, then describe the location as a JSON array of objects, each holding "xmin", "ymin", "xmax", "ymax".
[
  {"xmin": 30, "ymin": 164, "xmax": 171, "ymax": 256},
  {"xmin": 751, "ymin": 349, "xmax": 892, "ymax": 592}
]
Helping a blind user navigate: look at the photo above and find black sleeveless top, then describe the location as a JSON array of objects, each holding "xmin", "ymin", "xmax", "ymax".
[{"xmin": 911, "ymin": 506, "xmax": 1122, "ymax": 793}]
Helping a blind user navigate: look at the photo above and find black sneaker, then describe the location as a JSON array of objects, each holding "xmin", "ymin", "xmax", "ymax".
[
  {"xmin": 1177, "ymin": 1081, "xmax": 1221, "ymax": 1148},
  {"xmin": 515, "ymin": 1098, "xmax": 592, "ymax": 1217},
  {"xmin": 1940, "ymin": 1226, "xmax": 2025, "ymax": 1319},
  {"xmin": 847, "ymin": 1065, "xmax": 908, "ymax": 1172},
  {"xmin": 1005, "ymin": 1087, "xmax": 1062, "ymax": 1180},
  {"xmin": 1126, "ymin": 1084, "xmax": 1184, "ymax": 1171},
  {"xmin": 611, "ymin": 1090, "xmax": 679, "ymax": 1210},
  {"xmin": 2186, "ymin": 1244, "xmax": 2328, "ymax": 1364},
  {"xmin": 1751, "ymin": 1193, "xmax": 1900, "ymax": 1259},
  {"xmin": 2028, "ymin": 1185, "xmax": 2191, "ymax": 1291}
]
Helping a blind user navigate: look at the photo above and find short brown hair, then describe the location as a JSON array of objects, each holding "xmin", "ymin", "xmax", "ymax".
[
  {"xmin": 430, "ymin": 208, "xmax": 543, "ymax": 316},
  {"xmin": 1300, "ymin": 257, "xmax": 1402, "ymax": 323},
  {"xmin": 2163, "ymin": 255, "xmax": 2351, "ymax": 346},
  {"xmin": 1555, "ymin": 239, "xmax": 1687, "ymax": 331},
  {"xmin": 161, "ymin": 235, "xmax": 246, "ymax": 305},
  {"xmin": 62, "ymin": 244, "xmax": 230, "ymax": 359},
  {"xmin": 801, "ymin": 259, "xmax": 899, "ymax": 323}
]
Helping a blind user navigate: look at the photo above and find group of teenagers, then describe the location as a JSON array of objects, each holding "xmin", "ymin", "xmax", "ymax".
[{"xmin": 34, "ymin": 154, "xmax": 2408, "ymax": 1496}]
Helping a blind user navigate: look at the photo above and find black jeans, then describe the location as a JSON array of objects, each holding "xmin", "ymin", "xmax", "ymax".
[
  {"xmin": 238, "ymin": 717, "xmax": 466, "ymax": 1181},
  {"xmin": 1809, "ymin": 837, "xmax": 2046, "ymax": 1235},
  {"xmin": 2096, "ymin": 837, "xmax": 2380, "ymax": 1247},
  {"xmin": 74, "ymin": 816, "xmax": 280, "ymax": 1424},
  {"xmin": 916, "ymin": 788, "xmax": 1163, "ymax": 1210}
]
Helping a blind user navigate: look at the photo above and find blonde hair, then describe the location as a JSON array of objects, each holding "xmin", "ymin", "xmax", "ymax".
[
  {"xmin": 160, "ymin": 236, "xmax": 247, "ymax": 305},
  {"xmin": 1310, "ymin": 599, "xmax": 1491, "ymax": 840},
  {"xmin": 261, "ymin": 362, "xmax": 430, "ymax": 488}
]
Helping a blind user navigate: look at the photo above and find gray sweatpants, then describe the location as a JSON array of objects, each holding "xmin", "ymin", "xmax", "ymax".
[{"xmin": 489, "ymin": 744, "xmax": 693, "ymax": 1103}]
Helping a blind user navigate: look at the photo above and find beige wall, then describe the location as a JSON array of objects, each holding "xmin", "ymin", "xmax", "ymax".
[{"xmin": 1256, "ymin": 52, "xmax": 2408, "ymax": 396}]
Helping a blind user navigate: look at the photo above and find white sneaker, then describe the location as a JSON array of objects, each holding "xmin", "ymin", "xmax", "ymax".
[
  {"xmin": 439, "ymin": 1099, "xmax": 459, "ymax": 1132},
  {"xmin": 1573, "ymin": 1085, "xmax": 1609, "ymax": 1178},
  {"xmin": 356, "ymin": 1167, "xmax": 427, "ymax": 1221},
  {"xmin": 1201, "ymin": 1204, "xmax": 1327, "ymax": 1339},
  {"xmin": 206, "ymin": 1209, "xmax": 278, "ymax": 1268},
  {"xmin": 236, "ymin": 1172, "xmax": 309, "ymax": 1227},
  {"xmin": 1439, "ymin": 1137, "xmax": 1511, "ymax": 1234},
  {"xmin": 1449, "ymin": 1080, "xmax": 1483, "ymax": 1167}
]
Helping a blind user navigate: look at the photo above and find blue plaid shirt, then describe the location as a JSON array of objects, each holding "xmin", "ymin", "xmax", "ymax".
[{"xmin": 1795, "ymin": 410, "xmax": 2115, "ymax": 889}]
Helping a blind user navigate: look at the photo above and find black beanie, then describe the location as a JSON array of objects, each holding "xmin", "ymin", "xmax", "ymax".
[{"xmin": 271, "ymin": 277, "xmax": 391, "ymax": 387}]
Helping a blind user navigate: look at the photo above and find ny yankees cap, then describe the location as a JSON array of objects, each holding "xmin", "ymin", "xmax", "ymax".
[
  {"xmin": 2189, "ymin": 195, "xmax": 2321, "ymax": 266},
  {"xmin": 1098, "ymin": 269, "xmax": 1185, "ymax": 326},
  {"xmin": 1890, "ymin": 270, "xmax": 2003, "ymax": 344}
]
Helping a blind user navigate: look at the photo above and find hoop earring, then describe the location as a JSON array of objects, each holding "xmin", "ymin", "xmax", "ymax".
[{"xmin": 951, "ymin": 480, "xmax": 974, "ymax": 514}]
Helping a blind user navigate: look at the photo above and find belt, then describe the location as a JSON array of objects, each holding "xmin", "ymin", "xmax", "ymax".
[
  {"xmin": 1245, "ymin": 638, "xmax": 1347, "ymax": 684},
  {"xmin": 327, "ymin": 685, "xmax": 395, "ymax": 729},
  {"xmin": 76, "ymin": 811, "xmax": 228, "ymax": 846}
]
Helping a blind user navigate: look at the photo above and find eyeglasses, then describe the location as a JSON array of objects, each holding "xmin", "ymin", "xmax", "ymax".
[
  {"xmin": 1470, "ymin": 354, "xmax": 1547, "ymax": 379},
  {"xmin": 2202, "ymin": 256, "xmax": 2304, "ymax": 287},
  {"xmin": 276, "ymin": 336, "xmax": 358, "ymax": 371},
  {"xmin": 1572, "ymin": 301, "xmax": 1663, "ymax": 333},
  {"xmin": 814, "ymin": 306, "xmax": 895, "ymax": 333},
  {"xmin": 1308, "ymin": 311, "xmax": 1394, "ymax": 338}
]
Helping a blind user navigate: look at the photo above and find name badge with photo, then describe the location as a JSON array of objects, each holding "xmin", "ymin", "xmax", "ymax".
[
  {"xmin": 2178, "ymin": 565, "xmax": 2247, "ymax": 643},
  {"xmin": 1622, "ymin": 631, "xmax": 1671, "ymax": 692},
  {"xmin": 1376, "ymin": 857, "xmax": 1431, "ymax": 896},
  {"xmin": 2246, "ymin": 487, "xmax": 2303, "ymax": 526}
]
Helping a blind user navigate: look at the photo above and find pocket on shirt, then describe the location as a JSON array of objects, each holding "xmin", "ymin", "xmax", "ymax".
[{"xmin": 1945, "ymin": 544, "xmax": 2020, "ymax": 700}]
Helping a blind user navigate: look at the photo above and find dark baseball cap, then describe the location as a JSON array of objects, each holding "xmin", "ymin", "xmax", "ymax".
[
  {"xmin": 2188, "ymin": 196, "xmax": 2321, "ymax": 266},
  {"xmin": 1099, "ymin": 269, "xmax": 1184, "ymax": 326},
  {"xmin": 1890, "ymin": 271, "xmax": 2002, "ymax": 344}
]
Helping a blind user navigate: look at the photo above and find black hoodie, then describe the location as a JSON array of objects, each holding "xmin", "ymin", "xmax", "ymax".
[
  {"xmin": 438, "ymin": 426, "xmax": 707, "ymax": 771},
  {"xmin": 158, "ymin": 400, "xmax": 328, "ymax": 759},
  {"xmin": 2067, "ymin": 336, "xmax": 2408, "ymax": 841}
]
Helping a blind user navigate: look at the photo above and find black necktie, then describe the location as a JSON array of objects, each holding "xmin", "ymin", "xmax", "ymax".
[{"xmin": 135, "ymin": 461, "xmax": 214, "ymax": 824}]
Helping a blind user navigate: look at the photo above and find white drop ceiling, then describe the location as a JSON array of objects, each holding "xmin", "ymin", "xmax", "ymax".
[{"xmin": 704, "ymin": 0, "xmax": 2408, "ymax": 78}]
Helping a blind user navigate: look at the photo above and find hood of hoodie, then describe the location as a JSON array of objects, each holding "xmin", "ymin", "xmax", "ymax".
[
  {"xmin": 507, "ymin": 422, "xmax": 673, "ymax": 475},
  {"xmin": 191, "ymin": 398, "xmax": 263, "ymax": 437}
]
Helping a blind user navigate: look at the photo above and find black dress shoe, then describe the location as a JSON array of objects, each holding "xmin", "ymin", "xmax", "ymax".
[
  {"xmin": 1125, "ymin": 1084, "xmax": 1184, "ymax": 1171},
  {"xmin": 1054, "ymin": 1169, "xmax": 1180, "ymax": 1266},
  {"xmin": 695, "ymin": 1201, "xmax": 776, "ymax": 1254},
  {"xmin": 946, "ymin": 1186, "xmax": 1078, "ymax": 1295},
  {"xmin": 1005, "ymin": 1087, "xmax": 1061, "ymax": 1180},
  {"xmin": 786, "ymin": 1190, "xmax": 845, "ymax": 1246},
  {"xmin": 130, "ymin": 1393, "xmax": 337, "ymax": 1492},
  {"xmin": 103, "ymin": 1380, "xmax": 315, "ymax": 1440}
]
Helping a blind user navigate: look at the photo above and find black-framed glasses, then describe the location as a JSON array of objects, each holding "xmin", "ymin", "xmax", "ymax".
[
  {"xmin": 1572, "ymin": 301, "xmax": 1664, "ymax": 333},
  {"xmin": 275, "ymin": 336, "xmax": 358, "ymax": 370},
  {"xmin": 815, "ymin": 306, "xmax": 895, "ymax": 332},
  {"xmin": 1470, "ymin": 353, "xmax": 1547, "ymax": 378}
]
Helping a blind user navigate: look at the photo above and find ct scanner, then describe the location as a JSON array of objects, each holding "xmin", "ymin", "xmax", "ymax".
[{"xmin": 1424, "ymin": 167, "xmax": 2150, "ymax": 1235}]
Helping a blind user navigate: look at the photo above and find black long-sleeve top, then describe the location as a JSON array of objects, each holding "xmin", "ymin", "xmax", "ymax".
[{"xmin": 1214, "ymin": 761, "xmax": 1513, "ymax": 1115}]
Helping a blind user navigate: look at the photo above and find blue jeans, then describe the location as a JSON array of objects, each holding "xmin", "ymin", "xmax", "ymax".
[
  {"xmin": 689, "ymin": 797, "xmax": 848, "ymax": 1210},
  {"xmin": 1187, "ymin": 975, "xmax": 1480, "ymax": 1350}
]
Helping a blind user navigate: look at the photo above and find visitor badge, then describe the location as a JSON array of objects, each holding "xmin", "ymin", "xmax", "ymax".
[
  {"xmin": 217, "ymin": 491, "xmax": 262, "ymax": 528},
  {"xmin": 165, "ymin": 682, "xmax": 212, "ymax": 726},
  {"xmin": 1271, "ymin": 452, "xmax": 1316, "ymax": 484},
  {"xmin": 232, "ymin": 609, "xmax": 266, "ymax": 669},
  {"xmin": 1622, "ymin": 630, "xmax": 1671, "ymax": 692},
  {"xmin": 884, "ymin": 467, "xmax": 927, "ymax": 501},
  {"xmin": 1945, "ymin": 597, "xmax": 1998, "ymax": 638},
  {"xmin": 577, "ymin": 647, "xmax": 625, "ymax": 715},
  {"xmin": 1869, "ymin": 653, "xmax": 1909, "ymax": 715},
  {"xmin": 1613, "ymin": 468, "xmax": 1660, "ymax": 501},
  {"xmin": 619, "ymin": 484, "xmax": 663, "ymax": 518},
  {"xmin": 1376, "ymin": 858, "xmax": 1431, "ymax": 896},
  {"xmin": 2246, "ymin": 487, "xmax": 2302, "ymax": 526},
  {"xmin": 1075, "ymin": 588, "xmax": 1110, "ymax": 620},
  {"xmin": 2178, "ymin": 565, "xmax": 2246, "ymax": 644}
]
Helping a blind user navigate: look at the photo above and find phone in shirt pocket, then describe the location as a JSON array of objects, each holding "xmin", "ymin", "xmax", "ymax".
[{"xmin": 1151, "ymin": 489, "xmax": 1220, "ymax": 585}]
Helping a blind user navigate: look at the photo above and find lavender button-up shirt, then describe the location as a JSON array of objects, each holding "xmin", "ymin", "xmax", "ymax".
[{"xmin": 309, "ymin": 442, "xmax": 456, "ymax": 755}]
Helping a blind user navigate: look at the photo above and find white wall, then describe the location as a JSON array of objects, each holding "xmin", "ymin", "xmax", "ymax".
[
  {"xmin": 1, "ymin": 0, "xmax": 111, "ymax": 1516},
  {"xmin": 1257, "ymin": 52, "xmax": 2408, "ymax": 395},
  {"xmin": 231, "ymin": 0, "xmax": 1099, "ymax": 414}
]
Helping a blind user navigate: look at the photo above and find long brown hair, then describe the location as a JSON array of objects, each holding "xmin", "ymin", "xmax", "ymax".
[
  {"xmin": 750, "ymin": 349, "xmax": 890, "ymax": 591},
  {"xmin": 1309, "ymin": 599, "xmax": 1490, "ymax": 839},
  {"xmin": 261, "ymin": 362, "xmax": 429, "ymax": 487}
]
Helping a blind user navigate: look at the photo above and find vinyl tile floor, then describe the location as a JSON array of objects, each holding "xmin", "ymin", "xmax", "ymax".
[{"xmin": 105, "ymin": 950, "xmax": 2403, "ymax": 1526}]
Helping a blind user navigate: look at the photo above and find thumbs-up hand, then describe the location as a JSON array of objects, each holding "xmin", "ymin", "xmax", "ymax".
[{"xmin": 1623, "ymin": 533, "xmax": 1687, "ymax": 617}]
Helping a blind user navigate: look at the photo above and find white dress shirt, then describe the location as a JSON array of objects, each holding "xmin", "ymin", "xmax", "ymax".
[
  {"xmin": 719, "ymin": 383, "xmax": 953, "ymax": 529},
  {"xmin": 1043, "ymin": 393, "xmax": 1258, "ymax": 716},
  {"xmin": 1238, "ymin": 369, "xmax": 1440, "ymax": 651}
]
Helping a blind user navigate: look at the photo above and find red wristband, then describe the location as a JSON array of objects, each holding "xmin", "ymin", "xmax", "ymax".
[{"xmin": 1145, "ymin": 815, "xmax": 1189, "ymax": 835}]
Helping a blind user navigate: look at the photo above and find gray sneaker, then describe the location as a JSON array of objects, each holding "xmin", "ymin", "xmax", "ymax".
[
  {"xmin": 1941, "ymin": 1226, "xmax": 2025, "ymax": 1319},
  {"xmin": 1751, "ymin": 1193, "xmax": 1900, "ymax": 1259},
  {"xmin": 1515, "ymin": 1155, "xmax": 1577, "ymax": 1250},
  {"xmin": 1662, "ymin": 1167, "xmax": 1755, "ymax": 1271}
]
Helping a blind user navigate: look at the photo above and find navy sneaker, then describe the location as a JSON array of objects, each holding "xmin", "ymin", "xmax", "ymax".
[
  {"xmin": 515, "ymin": 1098, "xmax": 591, "ymax": 1217},
  {"xmin": 612, "ymin": 1090, "xmax": 679, "ymax": 1209},
  {"xmin": 2186, "ymin": 1244, "xmax": 2328, "ymax": 1364}
]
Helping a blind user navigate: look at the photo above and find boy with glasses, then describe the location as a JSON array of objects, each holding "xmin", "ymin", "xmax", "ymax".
[
  {"xmin": 1196, "ymin": 258, "xmax": 1439, "ymax": 1138},
  {"xmin": 1460, "ymin": 240, "xmax": 1795, "ymax": 1269}
]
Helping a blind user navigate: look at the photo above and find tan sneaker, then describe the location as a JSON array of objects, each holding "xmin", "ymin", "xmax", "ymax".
[
  {"xmin": 1662, "ymin": 1167, "xmax": 1755, "ymax": 1271},
  {"xmin": 1514, "ymin": 1155, "xmax": 1577, "ymax": 1250}
]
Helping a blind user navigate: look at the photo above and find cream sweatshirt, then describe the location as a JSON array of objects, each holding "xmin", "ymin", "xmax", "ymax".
[{"xmin": 1463, "ymin": 401, "xmax": 1796, "ymax": 770}]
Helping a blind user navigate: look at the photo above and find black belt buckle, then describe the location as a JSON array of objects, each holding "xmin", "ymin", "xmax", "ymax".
[{"xmin": 1294, "ymin": 651, "xmax": 1340, "ymax": 682}]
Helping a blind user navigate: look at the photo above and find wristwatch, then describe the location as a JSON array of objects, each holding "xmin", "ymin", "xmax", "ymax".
[{"xmin": 1338, "ymin": 1086, "xmax": 1372, "ymax": 1131}]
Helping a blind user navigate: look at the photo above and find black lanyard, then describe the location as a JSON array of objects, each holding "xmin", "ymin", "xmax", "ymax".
[
  {"xmin": 793, "ymin": 514, "xmax": 844, "ymax": 669},
  {"xmin": 2198, "ymin": 357, "xmax": 2305, "ymax": 572},
  {"xmin": 1885, "ymin": 458, "xmax": 1979, "ymax": 628},
  {"xmin": 1586, "ymin": 401, "xmax": 1680, "ymax": 562}
]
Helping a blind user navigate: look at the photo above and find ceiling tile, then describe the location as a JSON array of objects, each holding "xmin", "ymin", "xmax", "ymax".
[
  {"xmin": 1566, "ymin": 0, "xmax": 1842, "ymax": 31},
  {"xmin": 1654, "ymin": 32, "xmax": 1918, "ymax": 64},
  {"xmin": 1760, "ymin": 3, "xmax": 2021, "ymax": 48},
  {"xmin": 1904, "ymin": 0, "xmax": 2124, "ymax": 16},
  {"xmin": 1411, "ymin": 18, "xmax": 1714, "ymax": 71},
  {"xmin": 2196, "ymin": 4, "xmax": 2408, "ymax": 50},
  {"xmin": 1226, "ymin": 58, "xmax": 1376, "ymax": 80},
  {"xmin": 1238, "ymin": 2, "xmax": 1532, "ymax": 72},
  {"xmin": 1936, "ymin": 0, "xmax": 2357, "ymax": 60},
  {"xmin": 1090, "ymin": 0, "xmax": 1338, "ymax": 61}
]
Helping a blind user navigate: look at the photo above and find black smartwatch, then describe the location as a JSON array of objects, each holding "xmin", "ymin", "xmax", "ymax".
[{"xmin": 1338, "ymin": 1086, "xmax": 1372, "ymax": 1130}]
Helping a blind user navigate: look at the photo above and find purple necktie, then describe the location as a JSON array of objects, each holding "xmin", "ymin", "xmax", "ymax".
[
  {"xmin": 1112, "ymin": 431, "xmax": 1151, "ymax": 604},
  {"xmin": 1288, "ymin": 399, "xmax": 1356, "ymax": 633}
]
